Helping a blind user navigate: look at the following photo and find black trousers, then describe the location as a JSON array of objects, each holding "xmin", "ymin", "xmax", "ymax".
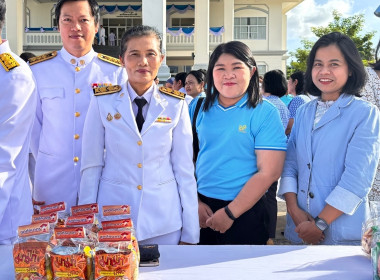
[
  {"xmin": 265, "ymin": 181, "xmax": 278, "ymax": 239},
  {"xmin": 198, "ymin": 193, "xmax": 269, "ymax": 245}
]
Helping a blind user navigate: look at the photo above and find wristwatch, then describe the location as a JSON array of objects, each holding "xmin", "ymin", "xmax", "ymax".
[{"xmin": 314, "ymin": 216, "xmax": 329, "ymax": 232}]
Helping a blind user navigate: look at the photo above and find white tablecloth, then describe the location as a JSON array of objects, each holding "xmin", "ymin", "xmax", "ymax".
[
  {"xmin": 1, "ymin": 244, "xmax": 372, "ymax": 279},
  {"xmin": 140, "ymin": 245, "xmax": 372, "ymax": 280}
]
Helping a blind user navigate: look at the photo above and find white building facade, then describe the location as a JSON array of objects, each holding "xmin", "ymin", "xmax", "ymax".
[{"xmin": 4, "ymin": 0, "xmax": 303, "ymax": 78}]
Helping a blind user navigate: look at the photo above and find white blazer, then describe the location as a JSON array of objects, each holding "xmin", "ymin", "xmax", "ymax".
[{"xmin": 79, "ymin": 83, "xmax": 200, "ymax": 244}]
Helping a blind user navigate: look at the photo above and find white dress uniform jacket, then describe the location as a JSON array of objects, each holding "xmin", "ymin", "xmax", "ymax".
[
  {"xmin": 0, "ymin": 40, "xmax": 36, "ymax": 279},
  {"xmin": 30, "ymin": 47, "xmax": 127, "ymax": 209},
  {"xmin": 79, "ymin": 83, "xmax": 200, "ymax": 244},
  {"xmin": 0, "ymin": 40, "xmax": 36, "ymax": 244}
]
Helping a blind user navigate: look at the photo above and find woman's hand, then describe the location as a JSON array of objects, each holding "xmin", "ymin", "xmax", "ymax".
[
  {"xmin": 288, "ymin": 206, "xmax": 313, "ymax": 227},
  {"xmin": 296, "ymin": 220, "xmax": 325, "ymax": 244},
  {"xmin": 205, "ymin": 208, "xmax": 234, "ymax": 234},
  {"xmin": 198, "ymin": 200, "xmax": 213, "ymax": 228}
]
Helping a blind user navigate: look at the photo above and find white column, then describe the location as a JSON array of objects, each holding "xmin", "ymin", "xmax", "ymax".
[
  {"xmin": 193, "ymin": 0, "xmax": 209, "ymax": 70},
  {"xmin": 5, "ymin": 0, "xmax": 24, "ymax": 54},
  {"xmin": 224, "ymin": 0, "xmax": 234, "ymax": 43},
  {"xmin": 142, "ymin": 0, "xmax": 170, "ymax": 81}
]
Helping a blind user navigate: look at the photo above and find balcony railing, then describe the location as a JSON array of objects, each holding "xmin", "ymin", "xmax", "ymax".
[{"xmin": 24, "ymin": 31, "xmax": 223, "ymax": 49}]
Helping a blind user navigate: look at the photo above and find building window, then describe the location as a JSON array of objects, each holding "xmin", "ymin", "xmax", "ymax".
[
  {"xmin": 171, "ymin": 18, "xmax": 194, "ymax": 27},
  {"xmin": 169, "ymin": 66, "xmax": 179, "ymax": 74},
  {"xmin": 1, "ymin": 23, "xmax": 6, "ymax": 40},
  {"xmin": 257, "ymin": 65, "xmax": 267, "ymax": 76},
  {"xmin": 184, "ymin": 65, "xmax": 192, "ymax": 73},
  {"xmin": 234, "ymin": 17, "xmax": 266, "ymax": 40}
]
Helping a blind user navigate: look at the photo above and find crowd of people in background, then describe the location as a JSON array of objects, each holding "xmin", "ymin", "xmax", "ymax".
[{"xmin": 1, "ymin": 0, "xmax": 380, "ymax": 277}]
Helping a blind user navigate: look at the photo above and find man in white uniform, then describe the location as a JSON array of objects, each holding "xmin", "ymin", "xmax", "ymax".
[
  {"xmin": 30, "ymin": 0, "xmax": 127, "ymax": 209},
  {"xmin": 0, "ymin": 0, "xmax": 37, "ymax": 277},
  {"xmin": 98, "ymin": 24, "xmax": 106, "ymax": 45},
  {"xmin": 108, "ymin": 30, "xmax": 116, "ymax": 46}
]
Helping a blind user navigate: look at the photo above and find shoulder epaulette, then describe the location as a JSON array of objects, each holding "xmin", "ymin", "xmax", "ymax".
[
  {"xmin": 0, "ymin": 53, "xmax": 20, "ymax": 72},
  {"xmin": 159, "ymin": 86, "xmax": 185, "ymax": 100},
  {"xmin": 93, "ymin": 85, "xmax": 122, "ymax": 96},
  {"xmin": 97, "ymin": 53, "xmax": 121, "ymax": 67},
  {"xmin": 29, "ymin": 51, "xmax": 57, "ymax": 66}
]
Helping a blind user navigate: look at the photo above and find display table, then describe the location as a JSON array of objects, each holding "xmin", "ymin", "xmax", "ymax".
[
  {"xmin": 140, "ymin": 245, "xmax": 372, "ymax": 280},
  {"xmin": 0, "ymin": 244, "xmax": 372, "ymax": 279}
]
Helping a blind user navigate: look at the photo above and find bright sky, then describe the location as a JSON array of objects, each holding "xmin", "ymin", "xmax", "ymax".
[{"xmin": 287, "ymin": 0, "xmax": 379, "ymax": 55}]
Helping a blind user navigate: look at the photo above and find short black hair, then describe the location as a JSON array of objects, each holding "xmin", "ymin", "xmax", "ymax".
[
  {"xmin": 0, "ymin": 0, "xmax": 6, "ymax": 31},
  {"xmin": 204, "ymin": 41, "xmax": 260, "ymax": 111},
  {"xmin": 120, "ymin": 25, "xmax": 162, "ymax": 58},
  {"xmin": 20, "ymin": 52, "xmax": 36, "ymax": 63},
  {"xmin": 55, "ymin": 0, "xmax": 100, "ymax": 27},
  {"xmin": 175, "ymin": 72, "xmax": 187, "ymax": 86},
  {"xmin": 262, "ymin": 69, "xmax": 288, "ymax": 97},
  {"xmin": 305, "ymin": 32, "xmax": 366, "ymax": 97},
  {"xmin": 290, "ymin": 71, "xmax": 305, "ymax": 95},
  {"xmin": 186, "ymin": 70, "xmax": 205, "ymax": 84}
]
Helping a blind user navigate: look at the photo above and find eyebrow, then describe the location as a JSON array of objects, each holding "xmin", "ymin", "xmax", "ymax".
[
  {"xmin": 215, "ymin": 61, "xmax": 243, "ymax": 67},
  {"xmin": 314, "ymin": 58, "xmax": 342, "ymax": 62}
]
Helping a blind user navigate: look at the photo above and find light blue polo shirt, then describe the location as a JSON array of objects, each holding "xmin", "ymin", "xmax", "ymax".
[{"xmin": 190, "ymin": 94, "xmax": 287, "ymax": 201}]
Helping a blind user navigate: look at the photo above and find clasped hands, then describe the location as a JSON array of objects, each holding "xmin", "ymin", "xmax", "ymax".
[
  {"xmin": 290, "ymin": 207, "xmax": 325, "ymax": 245},
  {"xmin": 198, "ymin": 201, "xmax": 234, "ymax": 233}
]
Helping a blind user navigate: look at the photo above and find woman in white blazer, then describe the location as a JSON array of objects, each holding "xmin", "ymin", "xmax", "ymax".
[{"xmin": 78, "ymin": 25, "xmax": 199, "ymax": 245}]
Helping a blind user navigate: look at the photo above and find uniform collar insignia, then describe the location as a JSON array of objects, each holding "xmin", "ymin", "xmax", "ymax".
[
  {"xmin": 93, "ymin": 84, "xmax": 122, "ymax": 96},
  {"xmin": 0, "ymin": 53, "xmax": 20, "ymax": 71},
  {"xmin": 159, "ymin": 86, "xmax": 185, "ymax": 100},
  {"xmin": 29, "ymin": 51, "xmax": 57, "ymax": 66}
]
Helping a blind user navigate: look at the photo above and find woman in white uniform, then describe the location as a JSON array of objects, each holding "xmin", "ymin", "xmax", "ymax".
[{"xmin": 78, "ymin": 25, "xmax": 199, "ymax": 245}]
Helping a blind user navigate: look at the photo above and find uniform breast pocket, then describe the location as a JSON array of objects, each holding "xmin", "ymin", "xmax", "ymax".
[{"xmin": 39, "ymin": 87, "xmax": 66, "ymax": 118}]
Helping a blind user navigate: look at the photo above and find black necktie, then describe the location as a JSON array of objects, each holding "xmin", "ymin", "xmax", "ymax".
[{"xmin": 135, "ymin": 98, "xmax": 147, "ymax": 132}]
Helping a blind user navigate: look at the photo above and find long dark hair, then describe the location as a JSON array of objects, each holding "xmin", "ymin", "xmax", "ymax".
[
  {"xmin": 305, "ymin": 32, "xmax": 366, "ymax": 97},
  {"xmin": 203, "ymin": 41, "xmax": 260, "ymax": 111}
]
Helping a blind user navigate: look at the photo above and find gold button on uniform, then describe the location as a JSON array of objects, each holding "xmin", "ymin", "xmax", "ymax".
[
  {"xmin": 75, "ymin": 112, "xmax": 80, "ymax": 117},
  {"xmin": 75, "ymin": 66, "xmax": 81, "ymax": 72},
  {"xmin": 137, "ymin": 185, "xmax": 142, "ymax": 190},
  {"xmin": 137, "ymin": 163, "xmax": 142, "ymax": 168},
  {"xmin": 75, "ymin": 88, "xmax": 81, "ymax": 94},
  {"xmin": 137, "ymin": 141, "xmax": 142, "ymax": 146},
  {"xmin": 80, "ymin": 60, "xmax": 85, "ymax": 65},
  {"xmin": 74, "ymin": 134, "xmax": 80, "ymax": 140},
  {"xmin": 73, "ymin": 157, "xmax": 79, "ymax": 162},
  {"xmin": 70, "ymin": 58, "xmax": 76, "ymax": 64}
]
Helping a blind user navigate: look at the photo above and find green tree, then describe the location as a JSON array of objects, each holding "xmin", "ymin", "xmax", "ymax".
[{"xmin": 289, "ymin": 10, "xmax": 376, "ymax": 74}]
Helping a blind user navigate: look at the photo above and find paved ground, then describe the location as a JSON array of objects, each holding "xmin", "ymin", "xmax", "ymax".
[{"xmin": 274, "ymin": 199, "xmax": 292, "ymax": 245}]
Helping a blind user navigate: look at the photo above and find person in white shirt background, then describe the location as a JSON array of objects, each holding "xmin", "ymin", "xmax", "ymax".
[{"xmin": 0, "ymin": 0, "xmax": 37, "ymax": 277}]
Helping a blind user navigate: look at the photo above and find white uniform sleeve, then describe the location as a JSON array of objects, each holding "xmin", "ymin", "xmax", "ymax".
[
  {"xmin": 0, "ymin": 72, "xmax": 36, "ymax": 223},
  {"xmin": 170, "ymin": 101, "xmax": 200, "ymax": 243},
  {"xmin": 78, "ymin": 96, "xmax": 105, "ymax": 204}
]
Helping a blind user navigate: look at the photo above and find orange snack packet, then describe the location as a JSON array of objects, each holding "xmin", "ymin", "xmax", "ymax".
[
  {"xmin": 94, "ymin": 231, "xmax": 138, "ymax": 280},
  {"xmin": 13, "ymin": 223, "xmax": 51, "ymax": 280}
]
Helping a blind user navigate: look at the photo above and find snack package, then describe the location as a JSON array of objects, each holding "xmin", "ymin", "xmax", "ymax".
[
  {"xmin": 101, "ymin": 205, "xmax": 131, "ymax": 221},
  {"xmin": 362, "ymin": 219, "xmax": 379, "ymax": 255},
  {"xmin": 13, "ymin": 222, "xmax": 52, "ymax": 280},
  {"xmin": 100, "ymin": 205, "xmax": 139, "ymax": 262},
  {"xmin": 71, "ymin": 203, "xmax": 99, "ymax": 217},
  {"xmin": 38, "ymin": 202, "xmax": 69, "ymax": 227},
  {"xmin": 371, "ymin": 232, "xmax": 380, "ymax": 280},
  {"xmin": 94, "ymin": 230, "xmax": 138, "ymax": 280},
  {"xmin": 50, "ymin": 227, "xmax": 93, "ymax": 280}
]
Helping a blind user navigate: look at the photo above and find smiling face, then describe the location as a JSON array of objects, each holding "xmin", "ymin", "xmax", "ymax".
[
  {"xmin": 120, "ymin": 35, "xmax": 164, "ymax": 96},
  {"xmin": 185, "ymin": 74, "xmax": 204, "ymax": 98},
  {"xmin": 212, "ymin": 53, "xmax": 255, "ymax": 107},
  {"xmin": 58, "ymin": 1, "xmax": 98, "ymax": 58},
  {"xmin": 311, "ymin": 44, "xmax": 349, "ymax": 101}
]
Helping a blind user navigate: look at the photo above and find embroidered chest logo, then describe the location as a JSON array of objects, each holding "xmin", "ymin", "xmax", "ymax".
[{"xmin": 239, "ymin": 125, "xmax": 247, "ymax": 133}]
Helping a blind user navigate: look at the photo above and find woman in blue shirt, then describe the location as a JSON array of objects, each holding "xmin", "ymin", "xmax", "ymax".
[
  {"xmin": 278, "ymin": 32, "xmax": 380, "ymax": 245},
  {"xmin": 190, "ymin": 41, "xmax": 287, "ymax": 245}
]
